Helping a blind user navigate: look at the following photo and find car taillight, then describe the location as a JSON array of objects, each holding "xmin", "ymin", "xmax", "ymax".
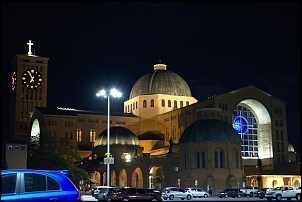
[{"xmin": 78, "ymin": 191, "xmax": 83, "ymax": 201}]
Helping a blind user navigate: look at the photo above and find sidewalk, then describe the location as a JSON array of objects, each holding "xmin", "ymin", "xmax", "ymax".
[{"xmin": 82, "ymin": 192, "xmax": 98, "ymax": 201}]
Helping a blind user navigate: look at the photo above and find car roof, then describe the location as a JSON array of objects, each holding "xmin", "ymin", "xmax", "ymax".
[{"xmin": 1, "ymin": 169, "xmax": 69, "ymax": 175}]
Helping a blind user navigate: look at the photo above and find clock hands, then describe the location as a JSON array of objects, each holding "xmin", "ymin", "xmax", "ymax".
[{"xmin": 27, "ymin": 70, "xmax": 35, "ymax": 83}]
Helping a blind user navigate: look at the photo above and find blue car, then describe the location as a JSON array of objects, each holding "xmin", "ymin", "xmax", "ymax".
[{"xmin": 1, "ymin": 169, "xmax": 82, "ymax": 201}]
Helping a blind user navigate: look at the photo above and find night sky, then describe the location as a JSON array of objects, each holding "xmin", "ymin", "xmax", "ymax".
[{"xmin": 2, "ymin": 2, "xmax": 300, "ymax": 154}]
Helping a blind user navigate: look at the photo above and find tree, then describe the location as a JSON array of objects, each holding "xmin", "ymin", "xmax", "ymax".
[{"xmin": 27, "ymin": 133, "xmax": 89, "ymax": 185}]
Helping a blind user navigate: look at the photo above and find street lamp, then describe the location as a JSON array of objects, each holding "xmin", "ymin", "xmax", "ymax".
[{"xmin": 96, "ymin": 88, "xmax": 122, "ymax": 186}]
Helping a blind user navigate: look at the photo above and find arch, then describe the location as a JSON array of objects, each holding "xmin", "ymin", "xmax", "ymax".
[
  {"xmin": 111, "ymin": 170, "xmax": 117, "ymax": 186},
  {"xmin": 272, "ymin": 180, "xmax": 278, "ymax": 188},
  {"xmin": 161, "ymin": 99, "xmax": 165, "ymax": 107},
  {"xmin": 251, "ymin": 178, "xmax": 257, "ymax": 186},
  {"xmin": 233, "ymin": 99, "xmax": 272, "ymax": 159},
  {"xmin": 149, "ymin": 165, "xmax": 164, "ymax": 190},
  {"xmin": 91, "ymin": 171, "xmax": 101, "ymax": 186},
  {"xmin": 31, "ymin": 119, "xmax": 40, "ymax": 140},
  {"xmin": 119, "ymin": 168, "xmax": 127, "ymax": 188},
  {"xmin": 143, "ymin": 100, "xmax": 147, "ymax": 108},
  {"xmin": 132, "ymin": 167, "xmax": 143, "ymax": 188},
  {"xmin": 294, "ymin": 180, "xmax": 300, "ymax": 187},
  {"xmin": 102, "ymin": 172, "xmax": 107, "ymax": 186},
  {"xmin": 150, "ymin": 99, "xmax": 154, "ymax": 107}
]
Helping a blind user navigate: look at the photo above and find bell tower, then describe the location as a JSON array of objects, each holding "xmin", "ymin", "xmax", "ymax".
[{"xmin": 9, "ymin": 40, "xmax": 49, "ymax": 141}]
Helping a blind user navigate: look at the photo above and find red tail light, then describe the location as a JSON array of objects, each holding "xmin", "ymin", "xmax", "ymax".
[{"xmin": 78, "ymin": 191, "xmax": 83, "ymax": 201}]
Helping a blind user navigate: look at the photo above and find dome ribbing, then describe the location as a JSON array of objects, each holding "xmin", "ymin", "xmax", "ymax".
[
  {"xmin": 94, "ymin": 126, "xmax": 139, "ymax": 146},
  {"xmin": 129, "ymin": 63, "xmax": 192, "ymax": 99},
  {"xmin": 179, "ymin": 119, "xmax": 241, "ymax": 144}
]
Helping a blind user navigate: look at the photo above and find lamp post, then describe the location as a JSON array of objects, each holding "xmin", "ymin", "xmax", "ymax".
[{"xmin": 96, "ymin": 88, "xmax": 122, "ymax": 186}]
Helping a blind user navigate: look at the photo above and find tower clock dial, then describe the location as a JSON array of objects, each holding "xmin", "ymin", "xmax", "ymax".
[
  {"xmin": 11, "ymin": 71, "xmax": 17, "ymax": 90},
  {"xmin": 22, "ymin": 69, "xmax": 43, "ymax": 89}
]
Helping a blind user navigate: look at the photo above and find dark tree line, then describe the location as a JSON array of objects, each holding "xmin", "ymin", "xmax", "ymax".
[{"xmin": 27, "ymin": 133, "xmax": 90, "ymax": 185}]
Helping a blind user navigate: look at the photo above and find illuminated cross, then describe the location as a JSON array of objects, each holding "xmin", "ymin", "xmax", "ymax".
[{"xmin": 27, "ymin": 40, "xmax": 34, "ymax": 55}]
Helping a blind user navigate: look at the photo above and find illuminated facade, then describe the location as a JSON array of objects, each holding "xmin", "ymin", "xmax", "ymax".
[{"xmin": 7, "ymin": 44, "xmax": 301, "ymax": 193}]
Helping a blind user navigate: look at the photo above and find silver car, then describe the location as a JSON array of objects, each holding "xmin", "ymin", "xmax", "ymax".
[
  {"xmin": 185, "ymin": 187, "xmax": 209, "ymax": 198},
  {"xmin": 162, "ymin": 187, "xmax": 193, "ymax": 200},
  {"xmin": 96, "ymin": 186, "xmax": 119, "ymax": 201}
]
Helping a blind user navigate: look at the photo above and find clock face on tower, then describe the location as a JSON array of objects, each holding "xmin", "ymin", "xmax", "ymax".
[
  {"xmin": 22, "ymin": 69, "xmax": 43, "ymax": 89},
  {"xmin": 11, "ymin": 71, "xmax": 17, "ymax": 90}
]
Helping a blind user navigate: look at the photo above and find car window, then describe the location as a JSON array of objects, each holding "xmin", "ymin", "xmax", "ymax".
[
  {"xmin": 25, "ymin": 173, "xmax": 46, "ymax": 192},
  {"xmin": 2, "ymin": 173, "xmax": 17, "ymax": 194},
  {"xmin": 179, "ymin": 188, "xmax": 185, "ymax": 192},
  {"xmin": 137, "ymin": 189, "xmax": 146, "ymax": 194},
  {"xmin": 24, "ymin": 173, "xmax": 61, "ymax": 192},
  {"xmin": 47, "ymin": 176, "xmax": 61, "ymax": 190},
  {"xmin": 99, "ymin": 188, "xmax": 107, "ymax": 193}
]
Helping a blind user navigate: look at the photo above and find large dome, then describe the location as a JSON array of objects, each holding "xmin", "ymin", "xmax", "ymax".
[
  {"xmin": 129, "ymin": 63, "xmax": 192, "ymax": 99},
  {"xmin": 179, "ymin": 119, "xmax": 241, "ymax": 144},
  {"xmin": 94, "ymin": 126, "xmax": 140, "ymax": 146}
]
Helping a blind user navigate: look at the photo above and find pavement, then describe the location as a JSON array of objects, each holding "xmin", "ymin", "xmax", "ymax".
[{"xmin": 82, "ymin": 192, "xmax": 98, "ymax": 201}]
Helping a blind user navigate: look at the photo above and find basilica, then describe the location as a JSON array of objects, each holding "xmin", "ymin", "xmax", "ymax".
[{"xmin": 6, "ymin": 43, "xmax": 301, "ymax": 194}]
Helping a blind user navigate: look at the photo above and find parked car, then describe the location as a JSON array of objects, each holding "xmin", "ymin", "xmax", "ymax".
[
  {"xmin": 106, "ymin": 187, "xmax": 162, "ymax": 201},
  {"xmin": 161, "ymin": 187, "xmax": 193, "ymax": 200},
  {"xmin": 142, "ymin": 188, "xmax": 161, "ymax": 196},
  {"xmin": 93, "ymin": 186, "xmax": 108, "ymax": 198},
  {"xmin": 184, "ymin": 187, "xmax": 209, "ymax": 198},
  {"xmin": 254, "ymin": 188, "xmax": 274, "ymax": 199},
  {"xmin": 1, "ymin": 169, "xmax": 82, "ymax": 201},
  {"xmin": 240, "ymin": 186, "xmax": 260, "ymax": 197},
  {"xmin": 265, "ymin": 186, "xmax": 301, "ymax": 201},
  {"xmin": 217, "ymin": 188, "xmax": 243, "ymax": 198},
  {"xmin": 96, "ymin": 186, "xmax": 119, "ymax": 201}
]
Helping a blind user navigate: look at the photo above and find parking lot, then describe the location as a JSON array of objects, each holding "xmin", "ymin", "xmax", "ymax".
[
  {"xmin": 162, "ymin": 195, "xmax": 291, "ymax": 201},
  {"xmin": 82, "ymin": 194, "xmax": 291, "ymax": 201}
]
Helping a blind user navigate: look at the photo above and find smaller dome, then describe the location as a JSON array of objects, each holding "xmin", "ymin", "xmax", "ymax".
[
  {"xmin": 94, "ymin": 126, "xmax": 139, "ymax": 146},
  {"xmin": 179, "ymin": 119, "xmax": 241, "ymax": 144}
]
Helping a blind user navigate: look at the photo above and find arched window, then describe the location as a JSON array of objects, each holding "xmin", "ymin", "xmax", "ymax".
[
  {"xmin": 174, "ymin": 100, "xmax": 177, "ymax": 109},
  {"xmin": 233, "ymin": 105, "xmax": 259, "ymax": 157},
  {"xmin": 186, "ymin": 101, "xmax": 189, "ymax": 106},
  {"xmin": 214, "ymin": 149, "xmax": 224, "ymax": 168},
  {"xmin": 180, "ymin": 101, "xmax": 183, "ymax": 108},
  {"xmin": 168, "ymin": 100, "xmax": 171, "ymax": 107},
  {"xmin": 220, "ymin": 151, "xmax": 224, "ymax": 168},
  {"xmin": 202, "ymin": 151, "xmax": 206, "ymax": 168},
  {"xmin": 196, "ymin": 152, "xmax": 200, "ymax": 169},
  {"xmin": 90, "ymin": 129, "xmax": 96, "ymax": 143},
  {"xmin": 214, "ymin": 151, "xmax": 218, "ymax": 168},
  {"xmin": 161, "ymin": 99, "xmax": 165, "ymax": 107},
  {"xmin": 150, "ymin": 99, "xmax": 154, "ymax": 107},
  {"xmin": 143, "ymin": 100, "xmax": 147, "ymax": 108}
]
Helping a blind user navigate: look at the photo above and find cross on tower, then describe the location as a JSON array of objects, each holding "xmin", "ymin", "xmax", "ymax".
[{"xmin": 27, "ymin": 40, "xmax": 34, "ymax": 55}]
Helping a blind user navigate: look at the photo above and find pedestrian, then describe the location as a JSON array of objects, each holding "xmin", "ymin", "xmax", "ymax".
[{"xmin": 209, "ymin": 186, "xmax": 212, "ymax": 196}]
